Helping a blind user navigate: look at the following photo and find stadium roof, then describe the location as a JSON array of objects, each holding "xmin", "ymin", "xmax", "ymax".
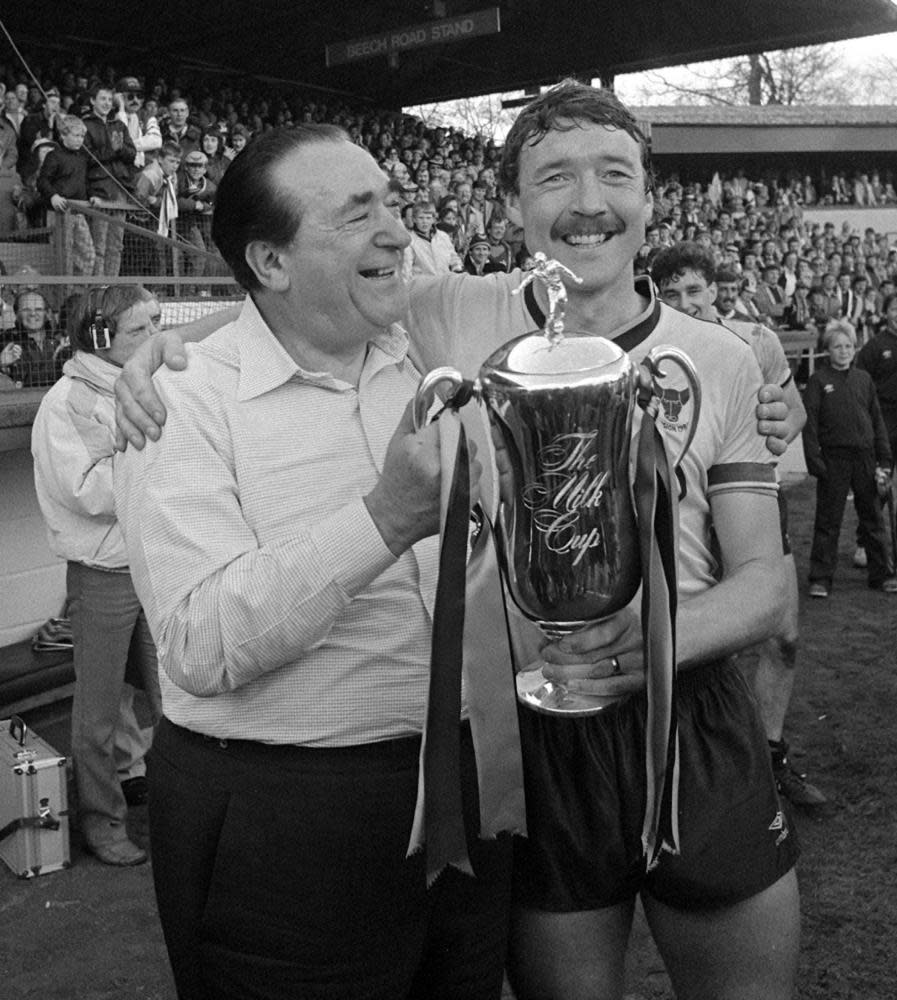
[
  {"xmin": 634, "ymin": 105, "xmax": 897, "ymax": 127},
  {"xmin": 5, "ymin": 0, "xmax": 897, "ymax": 108}
]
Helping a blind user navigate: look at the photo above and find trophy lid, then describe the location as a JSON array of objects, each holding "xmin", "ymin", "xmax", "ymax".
[{"xmin": 481, "ymin": 330, "xmax": 631, "ymax": 391}]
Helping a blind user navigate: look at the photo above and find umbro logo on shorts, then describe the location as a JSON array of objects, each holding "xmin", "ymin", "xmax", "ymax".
[{"xmin": 768, "ymin": 809, "xmax": 789, "ymax": 846}]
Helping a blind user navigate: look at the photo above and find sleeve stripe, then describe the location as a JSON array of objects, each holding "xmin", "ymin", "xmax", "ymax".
[{"xmin": 707, "ymin": 462, "xmax": 778, "ymax": 497}]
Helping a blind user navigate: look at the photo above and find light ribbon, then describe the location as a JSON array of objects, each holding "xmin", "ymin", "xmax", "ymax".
[{"xmin": 634, "ymin": 398, "xmax": 681, "ymax": 866}]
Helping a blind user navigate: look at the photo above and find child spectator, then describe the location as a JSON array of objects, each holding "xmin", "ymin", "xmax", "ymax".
[
  {"xmin": 176, "ymin": 149, "xmax": 216, "ymax": 278},
  {"xmin": 37, "ymin": 115, "xmax": 96, "ymax": 275},
  {"xmin": 802, "ymin": 319, "xmax": 897, "ymax": 597}
]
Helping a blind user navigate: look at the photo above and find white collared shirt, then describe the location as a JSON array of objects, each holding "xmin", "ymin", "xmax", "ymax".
[{"xmin": 115, "ymin": 297, "xmax": 442, "ymax": 745}]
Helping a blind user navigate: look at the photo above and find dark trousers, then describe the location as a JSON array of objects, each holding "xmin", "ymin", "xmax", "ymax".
[
  {"xmin": 810, "ymin": 447, "xmax": 889, "ymax": 587},
  {"xmin": 148, "ymin": 718, "xmax": 512, "ymax": 1000}
]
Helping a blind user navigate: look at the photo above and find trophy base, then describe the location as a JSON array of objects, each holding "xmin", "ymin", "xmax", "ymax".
[{"xmin": 516, "ymin": 664, "xmax": 621, "ymax": 717}]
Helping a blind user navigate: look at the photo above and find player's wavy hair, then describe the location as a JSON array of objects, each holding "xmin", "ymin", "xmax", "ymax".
[
  {"xmin": 650, "ymin": 242, "xmax": 717, "ymax": 290},
  {"xmin": 212, "ymin": 123, "xmax": 348, "ymax": 292},
  {"xmin": 498, "ymin": 79, "xmax": 654, "ymax": 197}
]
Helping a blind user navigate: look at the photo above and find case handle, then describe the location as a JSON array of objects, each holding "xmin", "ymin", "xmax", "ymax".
[{"xmin": 9, "ymin": 716, "xmax": 27, "ymax": 747}]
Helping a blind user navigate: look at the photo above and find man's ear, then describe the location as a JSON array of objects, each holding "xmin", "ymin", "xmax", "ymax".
[
  {"xmin": 643, "ymin": 191, "xmax": 655, "ymax": 226},
  {"xmin": 708, "ymin": 281, "xmax": 718, "ymax": 307},
  {"xmin": 245, "ymin": 241, "xmax": 289, "ymax": 292},
  {"xmin": 503, "ymin": 194, "xmax": 523, "ymax": 228}
]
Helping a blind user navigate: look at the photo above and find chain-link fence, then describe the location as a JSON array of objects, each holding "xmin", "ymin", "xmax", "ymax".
[{"xmin": 1, "ymin": 202, "xmax": 242, "ymax": 389}]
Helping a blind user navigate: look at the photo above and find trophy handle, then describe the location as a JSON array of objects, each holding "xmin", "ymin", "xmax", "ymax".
[
  {"xmin": 642, "ymin": 347, "xmax": 702, "ymax": 468},
  {"xmin": 413, "ymin": 367, "xmax": 466, "ymax": 430}
]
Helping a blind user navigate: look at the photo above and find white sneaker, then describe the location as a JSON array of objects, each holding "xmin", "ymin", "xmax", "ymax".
[{"xmin": 853, "ymin": 547, "xmax": 868, "ymax": 569}]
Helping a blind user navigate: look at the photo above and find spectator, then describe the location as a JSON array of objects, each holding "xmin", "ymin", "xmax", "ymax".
[
  {"xmin": 406, "ymin": 200, "xmax": 461, "ymax": 277},
  {"xmin": 176, "ymin": 149, "xmax": 216, "ymax": 283},
  {"xmin": 0, "ymin": 260, "xmax": 15, "ymax": 331},
  {"xmin": 753, "ymin": 261, "xmax": 789, "ymax": 328},
  {"xmin": 18, "ymin": 86, "xmax": 62, "ymax": 165},
  {"xmin": 37, "ymin": 115, "xmax": 96, "ymax": 275},
  {"xmin": 199, "ymin": 127, "xmax": 227, "ymax": 184},
  {"xmin": 82, "ymin": 83, "xmax": 137, "ymax": 277},
  {"xmin": 1, "ymin": 290, "xmax": 66, "ymax": 387},
  {"xmin": 115, "ymin": 76, "xmax": 161, "ymax": 170},
  {"xmin": 0, "ymin": 106, "xmax": 21, "ymax": 233},
  {"xmin": 3, "ymin": 90, "xmax": 26, "ymax": 134},
  {"xmin": 162, "ymin": 98, "xmax": 200, "ymax": 155},
  {"xmin": 715, "ymin": 266, "xmax": 760, "ymax": 323},
  {"xmin": 462, "ymin": 232, "xmax": 497, "ymax": 275},
  {"xmin": 857, "ymin": 291, "xmax": 897, "ymax": 461},
  {"xmin": 31, "ymin": 285, "xmax": 164, "ymax": 867},
  {"xmin": 453, "ymin": 178, "xmax": 484, "ymax": 248},
  {"xmin": 483, "ymin": 214, "xmax": 513, "ymax": 273},
  {"xmin": 224, "ymin": 122, "xmax": 250, "ymax": 161},
  {"xmin": 14, "ymin": 135, "xmax": 57, "ymax": 229},
  {"xmin": 802, "ymin": 319, "xmax": 896, "ymax": 597}
]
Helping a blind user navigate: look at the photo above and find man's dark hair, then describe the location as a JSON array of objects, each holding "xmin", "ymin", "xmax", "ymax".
[
  {"xmin": 498, "ymin": 79, "xmax": 652, "ymax": 197},
  {"xmin": 714, "ymin": 266, "xmax": 741, "ymax": 286},
  {"xmin": 158, "ymin": 141, "xmax": 182, "ymax": 160},
  {"xmin": 651, "ymin": 241, "xmax": 716, "ymax": 289},
  {"xmin": 212, "ymin": 123, "xmax": 347, "ymax": 292}
]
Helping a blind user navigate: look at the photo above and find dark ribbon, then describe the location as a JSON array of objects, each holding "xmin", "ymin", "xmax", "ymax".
[
  {"xmin": 420, "ymin": 423, "xmax": 475, "ymax": 883},
  {"xmin": 634, "ymin": 398, "xmax": 681, "ymax": 866}
]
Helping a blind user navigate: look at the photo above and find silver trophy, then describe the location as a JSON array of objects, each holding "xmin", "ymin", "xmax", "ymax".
[{"xmin": 414, "ymin": 256, "xmax": 701, "ymax": 715}]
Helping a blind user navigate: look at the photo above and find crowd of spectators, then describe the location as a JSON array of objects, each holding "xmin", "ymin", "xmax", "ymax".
[
  {"xmin": 2, "ymin": 51, "xmax": 897, "ymax": 387},
  {"xmin": 638, "ymin": 177, "xmax": 897, "ymax": 354}
]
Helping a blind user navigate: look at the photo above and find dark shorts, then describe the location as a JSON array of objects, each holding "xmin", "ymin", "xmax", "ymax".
[{"xmin": 512, "ymin": 659, "xmax": 799, "ymax": 913}]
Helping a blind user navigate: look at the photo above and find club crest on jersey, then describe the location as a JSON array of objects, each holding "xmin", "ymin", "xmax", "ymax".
[
  {"xmin": 883, "ymin": 349, "xmax": 892, "ymax": 360},
  {"xmin": 654, "ymin": 382, "xmax": 691, "ymax": 430},
  {"xmin": 824, "ymin": 383, "xmax": 835, "ymax": 393}
]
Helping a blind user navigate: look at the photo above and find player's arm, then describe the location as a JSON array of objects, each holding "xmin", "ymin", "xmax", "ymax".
[
  {"xmin": 114, "ymin": 303, "xmax": 242, "ymax": 449},
  {"xmin": 675, "ymin": 487, "xmax": 785, "ymax": 665}
]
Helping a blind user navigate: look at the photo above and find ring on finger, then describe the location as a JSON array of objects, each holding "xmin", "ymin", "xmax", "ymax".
[{"xmin": 610, "ymin": 655, "xmax": 622, "ymax": 675}]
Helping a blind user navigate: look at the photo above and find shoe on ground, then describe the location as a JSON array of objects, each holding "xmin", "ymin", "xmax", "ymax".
[
  {"xmin": 873, "ymin": 577, "xmax": 897, "ymax": 594},
  {"xmin": 853, "ymin": 546, "xmax": 868, "ymax": 568},
  {"xmin": 90, "ymin": 838, "xmax": 147, "ymax": 867},
  {"xmin": 808, "ymin": 582, "xmax": 829, "ymax": 598},
  {"xmin": 774, "ymin": 762, "xmax": 828, "ymax": 807},
  {"xmin": 770, "ymin": 740, "xmax": 827, "ymax": 808},
  {"xmin": 121, "ymin": 776, "xmax": 148, "ymax": 807}
]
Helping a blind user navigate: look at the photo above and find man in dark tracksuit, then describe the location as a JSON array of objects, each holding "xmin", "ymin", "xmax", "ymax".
[{"xmin": 802, "ymin": 321, "xmax": 895, "ymax": 596}]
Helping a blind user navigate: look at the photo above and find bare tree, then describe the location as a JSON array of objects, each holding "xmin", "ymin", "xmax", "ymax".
[
  {"xmin": 850, "ymin": 52, "xmax": 897, "ymax": 103},
  {"xmin": 405, "ymin": 93, "xmax": 519, "ymax": 141},
  {"xmin": 627, "ymin": 45, "xmax": 855, "ymax": 106}
]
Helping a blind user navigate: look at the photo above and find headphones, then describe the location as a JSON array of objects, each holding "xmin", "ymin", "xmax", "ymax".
[{"xmin": 88, "ymin": 309, "xmax": 111, "ymax": 351}]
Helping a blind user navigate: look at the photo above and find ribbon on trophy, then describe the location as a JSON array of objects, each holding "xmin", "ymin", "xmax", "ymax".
[
  {"xmin": 634, "ymin": 390, "xmax": 681, "ymax": 866},
  {"xmin": 407, "ymin": 400, "xmax": 527, "ymax": 885}
]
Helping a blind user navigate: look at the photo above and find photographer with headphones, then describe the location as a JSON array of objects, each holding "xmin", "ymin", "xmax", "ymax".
[{"xmin": 31, "ymin": 285, "xmax": 163, "ymax": 866}]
